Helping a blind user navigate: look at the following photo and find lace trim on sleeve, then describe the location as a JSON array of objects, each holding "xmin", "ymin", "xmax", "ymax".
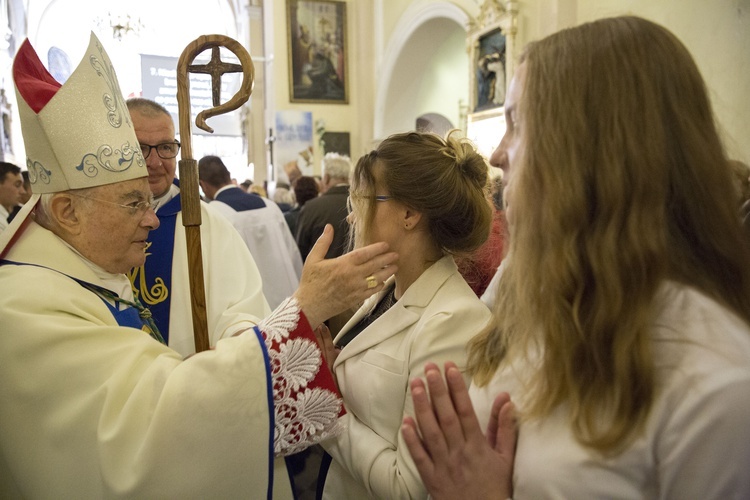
[{"xmin": 259, "ymin": 296, "xmax": 344, "ymax": 456}]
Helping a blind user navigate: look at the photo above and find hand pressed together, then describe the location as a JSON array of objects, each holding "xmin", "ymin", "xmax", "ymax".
[{"xmin": 402, "ymin": 361, "xmax": 517, "ymax": 500}]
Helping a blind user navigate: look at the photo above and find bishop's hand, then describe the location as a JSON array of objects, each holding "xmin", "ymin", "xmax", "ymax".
[{"xmin": 294, "ymin": 224, "xmax": 398, "ymax": 329}]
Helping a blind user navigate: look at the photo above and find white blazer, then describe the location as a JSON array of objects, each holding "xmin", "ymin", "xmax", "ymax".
[{"xmin": 321, "ymin": 255, "xmax": 492, "ymax": 499}]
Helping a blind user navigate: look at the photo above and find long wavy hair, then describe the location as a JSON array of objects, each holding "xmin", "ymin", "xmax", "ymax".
[{"xmin": 467, "ymin": 16, "xmax": 750, "ymax": 452}]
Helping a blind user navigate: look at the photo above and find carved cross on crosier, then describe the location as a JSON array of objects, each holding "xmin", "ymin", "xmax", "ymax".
[{"xmin": 188, "ymin": 46, "xmax": 243, "ymax": 107}]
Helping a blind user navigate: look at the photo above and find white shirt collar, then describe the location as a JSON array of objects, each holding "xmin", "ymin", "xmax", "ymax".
[
  {"xmin": 214, "ymin": 184, "xmax": 238, "ymax": 198},
  {"xmin": 153, "ymin": 183, "xmax": 180, "ymax": 212},
  {"xmin": 59, "ymin": 240, "xmax": 135, "ymax": 302}
]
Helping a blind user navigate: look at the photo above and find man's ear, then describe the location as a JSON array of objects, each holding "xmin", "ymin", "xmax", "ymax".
[
  {"xmin": 50, "ymin": 194, "xmax": 83, "ymax": 235},
  {"xmin": 200, "ymin": 181, "xmax": 217, "ymax": 201}
]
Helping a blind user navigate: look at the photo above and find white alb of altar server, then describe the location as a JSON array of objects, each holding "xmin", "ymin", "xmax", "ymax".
[{"xmin": 210, "ymin": 187, "xmax": 303, "ymax": 309}]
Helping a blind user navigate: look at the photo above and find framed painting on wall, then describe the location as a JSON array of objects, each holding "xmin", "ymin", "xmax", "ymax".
[
  {"xmin": 321, "ymin": 131, "xmax": 350, "ymax": 156},
  {"xmin": 474, "ymin": 28, "xmax": 507, "ymax": 112},
  {"xmin": 287, "ymin": 0, "xmax": 348, "ymax": 104},
  {"xmin": 275, "ymin": 110, "xmax": 314, "ymax": 177},
  {"xmin": 467, "ymin": 0, "xmax": 519, "ymax": 120}
]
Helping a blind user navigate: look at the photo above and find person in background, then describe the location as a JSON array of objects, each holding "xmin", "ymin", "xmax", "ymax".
[
  {"xmin": 285, "ymin": 175, "xmax": 319, "ymax": 236},
  {"xmin": 456, "ymin": 175, "xmax": 507, "ymax": 297},
  {"xmin": 296, "ymin": 153, "xmax": 352, "ymax": 261},
  {"xmin": 284, "ymin": 160, "xmax": 303, "ymax": 187},
  {"xmin": 403, "ymin": 16, "xmax": 750, "ymax": 500},
  {"xmin": 240, "ymin": 179, "xmax": 252, "ymax": 192},
  {"xmin": 250, "ymin": 183, "xmax": 268, "ymax": 198},
  {"xmin": 199, "ymin": 154, "xmax": 303, "ymax": 309},
  {"xmin": 7, "ymin": 170, "xmax": 31, "ymax": 223},
  {"xmin": 0, "ymin": 162, "xmax": 25, "ymax": 231},
  {"xmin": 319, "ymin": 131, "xmax": 493, "ymax": 499},
  {"xmin": 1, "ymin": 32, "xmax": 399, "ymax": 499},
  {"xmin": 273, "ymin": 182, "xmax": 295, "ymax": 213}
]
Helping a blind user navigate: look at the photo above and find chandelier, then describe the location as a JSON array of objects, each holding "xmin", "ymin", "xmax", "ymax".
[{"xmin": 96, "ymin": 12, "xmax": 144, "ymax": 41}]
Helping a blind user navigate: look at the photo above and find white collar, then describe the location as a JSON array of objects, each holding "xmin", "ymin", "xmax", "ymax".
[
  {"xmin": 59, "ymin": 239, "xmax": 135, "ymax": 301},
  {"xmin": 153, "ymin": 183, "xmax": 181, "ymax": 211},
  {"xmin": 214, "ymin": 184, "xmax": 238, "ymax": 198}
]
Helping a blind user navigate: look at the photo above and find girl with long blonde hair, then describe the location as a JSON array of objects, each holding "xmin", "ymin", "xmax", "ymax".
[{"xmin": 403, "ymin": 16, "xmax": 750, "ymax": 499}]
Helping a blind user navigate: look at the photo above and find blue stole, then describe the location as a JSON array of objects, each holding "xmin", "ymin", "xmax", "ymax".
[
  {"xmin": 101, "ymin": 297, "xmax": 151, "ymax": 330},
  {"xmin": 128, "ymin": 194, "xmax": 181, "ymax": 344}
]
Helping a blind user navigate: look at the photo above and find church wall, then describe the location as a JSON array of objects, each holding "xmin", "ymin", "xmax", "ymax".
[
  {"xmin": 371, "ymin": 0, "xmax": 749, "ymax": 163},
  {"xmin": 12, "ymin": 0, "xmax": 744, "ymax": 180},
  {"xmin": 378, "ymin": 16, "xmax": 468, "ymax": 139},
  {"xmin": 573, "ymin": 0, "xmax": 750, "ymax": 164},
  {"xmin": 270, "ymin": 0, "xmax": 477, "ymax": 174},
  {"xmin": 271, "ymin": 0, "xmax": 366, "ymax": 176}
]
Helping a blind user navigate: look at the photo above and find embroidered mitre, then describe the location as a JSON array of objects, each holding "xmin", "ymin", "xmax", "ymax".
[{"xmin": 13, "ymin": 32, "xmax": 146, "ymax": 194}]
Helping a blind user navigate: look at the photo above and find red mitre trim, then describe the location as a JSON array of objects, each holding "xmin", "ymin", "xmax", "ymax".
[{"xmin": 13, "ymin": 39, "xmax": 62, "ymax": 113}]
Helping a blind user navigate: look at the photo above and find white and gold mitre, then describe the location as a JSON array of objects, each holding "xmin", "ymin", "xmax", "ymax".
[{"xmin": 13, "ymin": 32, "xmax": 146, "ymax": 194}]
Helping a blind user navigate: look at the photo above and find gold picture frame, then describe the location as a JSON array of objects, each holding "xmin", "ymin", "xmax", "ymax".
[
  {"xmin": 287, "ymin": 0, "xmax": 348, "ymax": 104},
  {"xmin": 465, "ymin": 1, "xmax": 518, "ymax": 157},
  {"xmin": 467, "ymin": 0, "xmax": 518, "ymax": 118}
]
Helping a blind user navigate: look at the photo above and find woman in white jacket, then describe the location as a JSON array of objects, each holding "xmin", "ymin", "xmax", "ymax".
[{"xmin": 319, "ymin": 131, "xmax": 494, "ymax": 499}]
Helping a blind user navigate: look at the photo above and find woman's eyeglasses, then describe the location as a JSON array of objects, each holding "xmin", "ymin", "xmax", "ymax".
[{"xmin": 346, "ymin": 194, "xmax": 393, "ymax": 212}]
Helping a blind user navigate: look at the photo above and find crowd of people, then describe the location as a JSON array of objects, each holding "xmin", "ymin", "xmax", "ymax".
[{"xmin": 1, "ymin": 13, "xmax": 749, "ymax": 500}]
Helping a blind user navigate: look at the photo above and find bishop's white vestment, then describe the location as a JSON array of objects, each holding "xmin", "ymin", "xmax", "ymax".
[{"xmin": 0, "ymin": 220, "xmax": 343, "ymax": 498}]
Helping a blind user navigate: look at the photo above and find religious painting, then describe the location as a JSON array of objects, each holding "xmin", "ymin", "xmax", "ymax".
[
  {"xmin": 467, "ymin": 0, "xmax": 518, "ymax": 118},
  {"xmin": 474, "ymin": 29, "xmax": 506, "ymax": 112},
  {"xmin": 321, "ymin": 131, "xmax": 350, "ymax": 157},
  {"xmin": 464, "ymin": 1, "xmax": 519, "ymax": 159},
  {"xmin": 275, "ymin": 110, "xmax": 314, "ymax": 177},
  {"xmin": 287, "ymin": 0, "xmax": 348, "ymax": 104}
]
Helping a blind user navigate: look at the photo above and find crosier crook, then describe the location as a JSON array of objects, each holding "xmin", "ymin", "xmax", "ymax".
[{"xmin": 176, "ymin": 35, "xmax": 255, "ymax": 352}]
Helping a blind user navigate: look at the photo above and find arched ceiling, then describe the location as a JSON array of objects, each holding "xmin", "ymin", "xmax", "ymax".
[
  {"xmin": 375, "ymin": 1, "xmax": 469, "ymax": 140},
  {"xmin": 28, "ymin": 0, "xmax": 239, "ymax": 96},
  {"xmin": 381, "ymin": 16, "xmax": 468, "ymax": 136}
]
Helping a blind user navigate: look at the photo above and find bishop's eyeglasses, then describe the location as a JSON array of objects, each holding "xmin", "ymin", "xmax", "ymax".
[
  {"xmin": 69, "ymin": 193, "xmax": 158, "ymax": 216},
  {"xmin": 140, "ymin": 141, "xmax": 181, "ymax": 160}
]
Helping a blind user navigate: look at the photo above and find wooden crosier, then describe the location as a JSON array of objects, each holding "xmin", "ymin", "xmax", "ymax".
[{"xmin": 176, "ymin": 35, "xmax": 255, "ymax": 352}]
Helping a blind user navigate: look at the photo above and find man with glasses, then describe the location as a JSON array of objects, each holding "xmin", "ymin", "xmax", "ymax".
[
  {"xmin": 1, "ymin": 34, "xmax": 397, "ymax": 497},
  {"xmin": 126, "ymin": 97, "xmax": 272, "ymax": 356}
]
